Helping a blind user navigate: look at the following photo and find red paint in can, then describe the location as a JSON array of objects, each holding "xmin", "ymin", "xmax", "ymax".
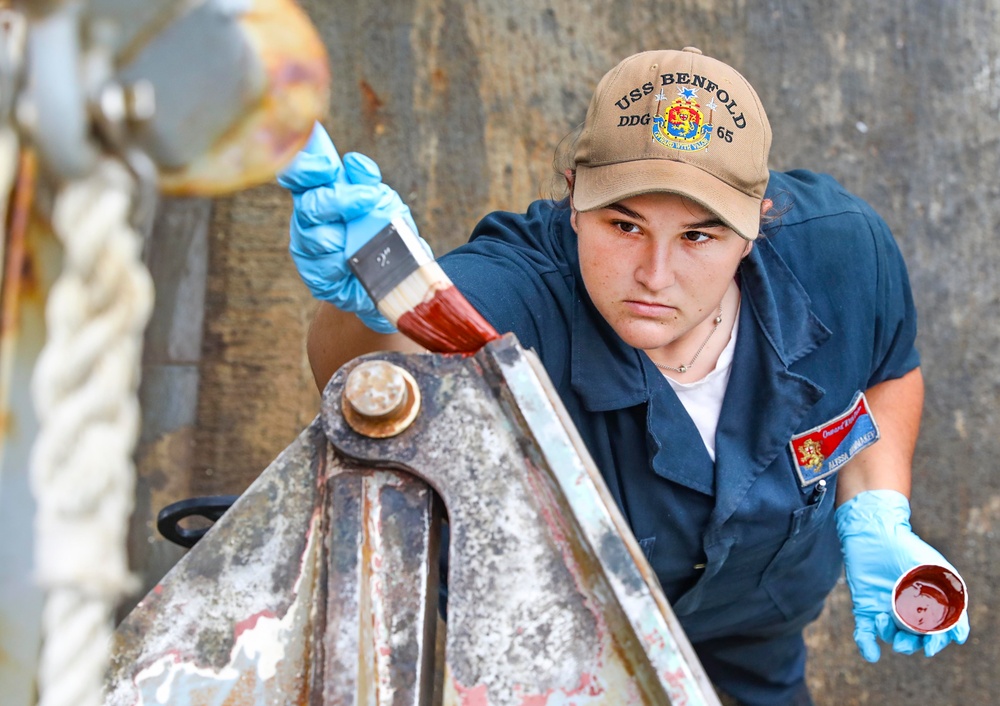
[{"xmin": 892, "ymin": 564, "xmax": 967, "ymax": 634}]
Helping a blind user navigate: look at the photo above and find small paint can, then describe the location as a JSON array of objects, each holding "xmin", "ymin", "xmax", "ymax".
[{"xmin": 891, "ymin": 564, "xmax": 968, "ymax": 635}]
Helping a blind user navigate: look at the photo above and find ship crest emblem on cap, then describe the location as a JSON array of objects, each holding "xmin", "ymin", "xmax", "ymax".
[{"xmin": 652, "ymin": 86, "xmax": 713, "ymax": 152}]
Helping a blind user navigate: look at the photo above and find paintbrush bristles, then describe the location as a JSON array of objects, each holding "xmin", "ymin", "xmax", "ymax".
[
  {"xmin": 348, "ymin": 218, "xmax": 499, "ymax": 352},
  {"xmin": 376, "ymin": 261, "xmax": 500, "ymax": 353},
  {"xmin": 376, "ymin": 261, "xmax": 450, "ymax": 325}
]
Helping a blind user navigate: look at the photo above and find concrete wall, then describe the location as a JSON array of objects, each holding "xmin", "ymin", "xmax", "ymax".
[{"xmin": 139, "ymin": 1, "xmax": 1000, "ymax": 702}]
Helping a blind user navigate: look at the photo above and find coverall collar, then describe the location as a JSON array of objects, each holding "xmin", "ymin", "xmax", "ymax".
[{"xmin": 708, "ymin": 239, "xmax": 831, "ymax": 527}]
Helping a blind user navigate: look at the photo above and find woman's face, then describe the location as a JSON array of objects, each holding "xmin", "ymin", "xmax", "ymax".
[{"xmin": 571, "ymin": 191, "xmax": 751, "ymax": 355}]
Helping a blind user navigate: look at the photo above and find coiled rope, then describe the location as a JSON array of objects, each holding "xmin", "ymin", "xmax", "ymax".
[{"xmin": 30, "ymin": 158, "xmax": 153, "ymax": 706}]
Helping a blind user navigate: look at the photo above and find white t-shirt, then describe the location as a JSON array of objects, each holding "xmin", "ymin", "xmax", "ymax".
[{"xmin": 664, "ymin": 303, "xmax": 740, "ymax": 462}]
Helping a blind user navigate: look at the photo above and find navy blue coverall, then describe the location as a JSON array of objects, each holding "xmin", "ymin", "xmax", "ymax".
[{"xmin": 438, "ymin": 169, "xmax": 920, "ymax": 705}]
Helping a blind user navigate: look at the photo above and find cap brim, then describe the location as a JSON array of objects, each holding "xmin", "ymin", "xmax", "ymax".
[{"xmin": 573, "ymin": 159, "xmax": 763, "ymax": 240}]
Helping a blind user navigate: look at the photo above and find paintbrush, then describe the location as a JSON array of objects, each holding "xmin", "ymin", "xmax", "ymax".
[{"xmin": 346, "ymin": 210, "xmax": 500, "ymax": 354}]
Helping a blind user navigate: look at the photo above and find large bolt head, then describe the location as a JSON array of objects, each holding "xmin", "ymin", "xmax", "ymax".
[{"xmin": 342, "ymin": 360, "xmax": 420, "ymax": 438}]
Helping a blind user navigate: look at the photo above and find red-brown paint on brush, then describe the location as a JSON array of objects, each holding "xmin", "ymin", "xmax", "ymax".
[
  {"xmin": 396, "ymin": 285, "xmax": 500, "ymax": 353},
  {"xmin": 893, "ymin": 565, "xmax": 966, "ymax": 633}
]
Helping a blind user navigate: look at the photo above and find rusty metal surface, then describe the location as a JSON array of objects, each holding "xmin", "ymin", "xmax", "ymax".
[
  {"xmin": 319, "ymin": 464, "xmax": 439, "ymax": 705},
  {"xmin": 323, "ymin": 335, "xmax": 719, "ymax": 706},
  {"xmin": 109, "ymin": 334, "xmax": 714, "ymax": 705},
  {"xmin": 107, "ymin": 420, "xmax": 438, "ymax": 706},
  {"xmin": 107, "ymin": 422, "xmax": 329, "ymax": 706}
]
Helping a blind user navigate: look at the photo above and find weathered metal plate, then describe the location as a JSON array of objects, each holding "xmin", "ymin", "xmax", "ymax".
[
  {"xmin": 110, "ymin": 334, "xmax": 716, "ymax": 705},
  {"xmin": 323, "ymin": 335, "xmax": 720, "ymax": 706},
  {"xmin": 107, "ymin": 421, "xmax": 438, "ymax": 706}
]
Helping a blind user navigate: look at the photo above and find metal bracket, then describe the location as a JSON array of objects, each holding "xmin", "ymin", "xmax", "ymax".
[{"xmin": 108, "ymin": 335, "xmax": 721, "ymax": 705}]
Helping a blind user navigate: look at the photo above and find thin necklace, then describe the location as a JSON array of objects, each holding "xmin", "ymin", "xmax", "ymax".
[{"xmin": 654, "ymin": 305, "xmax": 723, "ymax": 374}]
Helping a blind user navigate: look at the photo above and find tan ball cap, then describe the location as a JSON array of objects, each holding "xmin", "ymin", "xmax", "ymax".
[{"xmin": 573, "ymin": 47, "xmax": 771, "ymax": 240}]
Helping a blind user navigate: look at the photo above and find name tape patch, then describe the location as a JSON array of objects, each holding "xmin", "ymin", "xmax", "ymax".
[{"xmin": 789, "ymin": 392, "xmax": 880, "ymax": 487}]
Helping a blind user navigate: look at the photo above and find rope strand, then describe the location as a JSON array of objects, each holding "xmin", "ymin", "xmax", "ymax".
[{"xmin": 30, "ymin": 158, "xmax": 153, "ymax": 706}]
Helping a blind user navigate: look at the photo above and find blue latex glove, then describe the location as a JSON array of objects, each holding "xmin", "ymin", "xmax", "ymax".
[
  {"xmin": 835, "ymin": 489, "xmax": 970, "ymax": 662},
  {"xmin": 277, "ymin": 122, "xmax": 424, "ymax": 333}
]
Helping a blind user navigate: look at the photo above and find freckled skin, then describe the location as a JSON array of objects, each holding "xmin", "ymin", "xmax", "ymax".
[{"xmin": 570, "ymin": 191, "xmax": 754, "ymax": 368}]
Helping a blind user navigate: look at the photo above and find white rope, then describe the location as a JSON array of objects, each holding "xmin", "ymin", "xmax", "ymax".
[{"xmin": 30, "ymin": 158, "xmax": 154, "ymax": 706}]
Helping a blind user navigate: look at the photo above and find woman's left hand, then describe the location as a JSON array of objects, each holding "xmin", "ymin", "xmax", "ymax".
[{"xmin": 835, "ymin": 489, "xmax": 970, "ymax": 662}]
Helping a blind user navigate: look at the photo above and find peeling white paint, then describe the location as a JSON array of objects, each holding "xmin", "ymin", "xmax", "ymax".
[
  {"xmin": 129, "ymin": 517, "xmax": 319, "ymax": 706},
  {"xmin": 134, "ymin": 600, "xmax": 300, "ymax": 705}
]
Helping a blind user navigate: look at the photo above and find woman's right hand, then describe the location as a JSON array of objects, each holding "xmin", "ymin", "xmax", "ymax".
[{"xmin": 277, "ymin": 122, "xmax": 415, "ymax": 333}]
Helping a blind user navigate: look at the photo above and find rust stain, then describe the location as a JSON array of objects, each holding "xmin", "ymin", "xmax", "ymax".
[
  {"xmin": 359, "ymin": 79, "xmax": 385, "ymax": 117},
  {"xmin": 1, "ymin": 148, "xmax": 36, "ymax": 336},
  {"xmin": 431, "ymin": 67, "xmax": 449, "ymax": 93},
  {"xmin": 358, "ymin": 79, "xmax": 386, "ymax": 138},
  {"xmin": 293, "ymin": 592, "xmax": 314, "ymax": 706},
  {"xmin": 0, "ymin": 407, "xmax": 13, "ymax": 439},
  {"xmin": 224, "ymin": 668, "xmax": 256, "ymax": 706},
  {"xmin": 356, "ymin": 473, "xmax": 376, "ymax": 706},
  {"xmin": 16, "ymin": 240, "xmax": 40, "ymax": 300}
]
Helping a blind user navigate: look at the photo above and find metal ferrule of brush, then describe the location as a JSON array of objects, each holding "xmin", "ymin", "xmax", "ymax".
[{"xmin": 347, "ymin": 217, "xmax": 432, "ymax": 304}]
